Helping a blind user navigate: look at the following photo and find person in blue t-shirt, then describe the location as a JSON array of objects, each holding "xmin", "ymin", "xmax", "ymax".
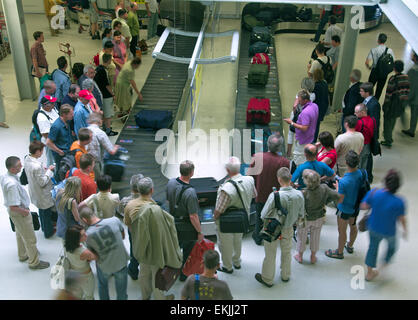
[
  {"xmin": 326, "ymin": 150, "xmax": 365, "ymax": 260},
  {"xmin": 291, "ymin": 144, "xmax": 335, "ymax": 189},
  {"xmin": 361, "ymin": 169, "xmax": 407, "ymax": 281}
]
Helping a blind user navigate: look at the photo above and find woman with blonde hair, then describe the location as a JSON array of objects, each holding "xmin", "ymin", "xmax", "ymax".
[
  {"xmin": 294, "ymin": 169, "xmax": 339, "ymax": 264},
  {"xmin": 56, "ymin": 176, "xmax": 82, "ymax": 239}
]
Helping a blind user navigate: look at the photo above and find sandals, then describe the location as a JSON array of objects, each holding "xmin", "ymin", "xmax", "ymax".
[
  {"xmin": 293, "ymin": 254, "xmax": 303, "ymax": 264},
  {"xmin": 345, "ymin": 243, "xmax": 354, "ymax": 254},
  {"xmin": 365, "ymin": 270, "xmax": 379, "ymax": 281},
  {"xmin": 325, "ymin": 249, "xmax": 344, "ymax": 259}
]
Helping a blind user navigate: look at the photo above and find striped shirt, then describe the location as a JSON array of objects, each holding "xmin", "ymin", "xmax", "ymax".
[
  {"xmin": 384, "ymin": 73, "xmax": 410, "ymax": 104},
  {"xmin": 367, "ymin": 45, "xmax": 395, "ymax": 69}
]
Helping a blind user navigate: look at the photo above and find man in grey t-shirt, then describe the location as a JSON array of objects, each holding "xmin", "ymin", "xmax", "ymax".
[
  {"xmin": 166, "ymin": 160, "xmax": 203, "ymax": 281},
  {"xmin": 81, "ymin": 207, "xmax": 129, "ymax": 300}
]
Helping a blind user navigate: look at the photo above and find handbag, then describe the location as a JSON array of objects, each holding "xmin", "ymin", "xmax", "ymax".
[
  {"xmin": 155, "ymin": 266, "xmax": 181, "ymax": 291},
  {"xmin": 50, "ymin": 248, "xmax": 70, "ymax": 290},
  {"xmin": 9, "ymin": 212, "xmax": 40, "ymax": 232},
  {"xmin": 219, "ymin": 180, "xmax": 250, "ymax": 233},
  {"xmin": 20, "ymin": 168, "xmax": 28, "ymax": 186},
  {"xmin": 182, "ymin": 239, "xmax": 215, "ymax": 276}
]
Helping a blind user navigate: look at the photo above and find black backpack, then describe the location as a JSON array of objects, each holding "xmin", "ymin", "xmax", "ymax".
[
  {"xmin": 57, "ymin": 149, "xmax": 81, "ymax": 182},
  {"xmin": 259, "ymin": 191, "xmax": 289, "ymax": 242},
  {"xmin": 81, "ymin": 0, "xmax": 90, "ymax": 9},
  {"xmin": 316, "ymin": 56, "xmax": 335, "ymax": 84},
  {"xmin": 376, "ymin": 47, "xmax": 394, "ymax": 79}
]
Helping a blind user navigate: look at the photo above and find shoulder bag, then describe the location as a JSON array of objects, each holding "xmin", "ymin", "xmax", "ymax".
[{"xmin": 173, "ymin": 184, "xmax": 198, "ymax": 242}]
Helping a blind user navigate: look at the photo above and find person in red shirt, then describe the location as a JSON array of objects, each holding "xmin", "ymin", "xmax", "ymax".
[
  {"xmin": 247, "ymin": 133, "xmax": 290, "ymax": 246},
  {"xmin": 316, "ymin": 131, "xmax": 337, "ymax": 169},
  {"xmin": 72, "ymin": 153, "xmax": 97, "ymax": 201},
  {"xmin": 354, "ymin": 103, "xmax": 375, "ymax": 178},
  {"xmin": 69, "ymin": 128, "xmax": 95, "ymax": 180}
]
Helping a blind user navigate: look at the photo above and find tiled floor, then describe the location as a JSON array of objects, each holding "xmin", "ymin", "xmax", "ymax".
[{"xmin": 0, "ymin": 14, "xmax": 417, "ymax": 299}]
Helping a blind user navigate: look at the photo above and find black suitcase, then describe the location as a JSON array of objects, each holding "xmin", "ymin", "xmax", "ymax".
[
  {"xmin": 219, "ymin": 208, "xmax": 250, "ymax": 233},
  {"xmin": 189, "ymin": 177, "xmax": 219, "ymax": 207}
]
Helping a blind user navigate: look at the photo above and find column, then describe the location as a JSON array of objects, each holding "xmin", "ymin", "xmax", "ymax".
[{"xmin": 1, "ymin": 0, "xmax": 37, "ymax": 100}]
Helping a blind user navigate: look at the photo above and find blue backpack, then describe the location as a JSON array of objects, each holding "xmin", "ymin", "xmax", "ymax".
[{"xmin": 51, "ymin": 167, "xmax": 77, "ymax": 201}]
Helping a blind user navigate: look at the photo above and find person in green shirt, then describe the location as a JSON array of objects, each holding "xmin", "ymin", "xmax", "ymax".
[{"xmin": 127, "ymin": 2, "xmax": 140, "ymax": 57}]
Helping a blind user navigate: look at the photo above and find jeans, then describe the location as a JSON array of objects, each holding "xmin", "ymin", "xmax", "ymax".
[
  {"xmin": 252, "ymin": 202, "xmax": 265, "ymax": 243},
  {"xmin": 365, "ymin": 230, "xmax": 397, "ymax": 268},
  {"xmin": 147, "ymin": 12, "xmax": 159, "ymax": 40},
  {"xmin": 130, "ymin": 35, "xmax": 138, "ymax": 57},
  {"xmin": 38, "ymin": 207, "xmax": 54, "ymax": 238},
  {"xmin": 127, "ymin": 229, "xmax": 139, "ymax": 278},
  {"xmin": 96, "ymin": 265, "xmax": 128, "ymax": 300},
  {"xmin": 368, "ymin": 68, "xmax": 388, "ymax": 101},
  {"xmin": 313, "ymin": 10, "xmax": 331, "ymax": 42},
  {"xmin": 383, "ymin": 112, "xmax": 397, "ymax": 144},
  {"xmin": 180, "ymin": 239, "xmax": 196, "ymax": 280}
]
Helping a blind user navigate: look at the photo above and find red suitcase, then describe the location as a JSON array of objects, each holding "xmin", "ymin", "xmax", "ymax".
[
  {"xmin": 246, "ymin": 97, "xmax": 271, "ymax": 125},
  {"xmin": 251, "ymin": 53, "xmax": 270, "ymax": 71}
]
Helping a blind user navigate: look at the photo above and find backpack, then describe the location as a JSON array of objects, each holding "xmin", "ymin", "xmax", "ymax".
[
  {"xmin": 316, "ymin": 56, "xmax": 335, "ymax": 84},
  {"xmin": 80, "ymin": 0, "xmax": 90, "ymax": 9},
  {"xmin": 297, "ymin": 7, "xmax": 313, "ymax": 22},
  {"xmin": 51, "ymin": 167, "xmax": 77, "ymax": 201},
  {"xmin": 50, "ymin": 248, "xmax": 70, "ymax": 290},
  {"xmin": 58, "ymin": 151, "xmax": 80, "ymax": 183},
  {"xmin": 376, "ymin": 47, "xmax": 394, "ymax": 79},
  {"xmin": 355, "ymin": 169, "xmax": 371, "ymax": 214},
  {"xmin": 259, "ymin": 191, "xmax": 288, "ymax": 242},
  {"xmin": 30, "ymin": 109, "xmax": 51, "ymax": 142}
]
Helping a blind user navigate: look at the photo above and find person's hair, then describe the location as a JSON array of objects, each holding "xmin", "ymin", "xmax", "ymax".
[
  {"xmin": 60, "ymin": 104, "xmax": 73, "ymax": 116},
  {"xmin": 302, "ymin": 169, "xmax": 320, "ymax": 190},
  {"xmin": 58, "ymin": 176, "xmax": 82, "ymax": 211},
  {"xmin": 345, "ymin": 150, "xmax": 359, "ymax": 169},
  {"xmin": 130, "ymin": 174, "xmax": 144, "ymax": 192},
  {"xmin": 57, "ymin": 56, "xmax": 67, "ymax": 70},
  {"xmin": 33, "ymin": 31, "xmax": 43, "ymax": 40},
  {"xmin": 318, "ymin": 131, "xmax": 334, "ymax": 149},
  {"xmin": 329, "ymin": 15, "xmax": 337, "ymax": 25},
  {"xmin": 97, "ymin": 175, "xmax": 112, "ymax": 192},
  {"xmin": 180, "ymin": 160, "xmax": 194, "ymax": 177},
  {"xmin": 304, "ymin": 145, "xmax": 317, "ymax": 159},
  {"xmin": 225, "ymin": 156, "xmax": 241, "ymax": 174},
  {"xmin": 88, "ymin": 112, "xmax": 103, "ymax": 124},
  {"xmin": 104, "ymin": 40, "xmax": 114, "ymax": 49},
  {"xmin": 68, "ymin": 84, "xmax": 80, "ymax": 95},
  {"xmin": 131, "ymin": 57, "xmax": 142, "ymax": 66},
  {"xmin": 81, "ymin": 78, "xmax": 94, "ymax": 91},
  {"xmin": 138, "ymin": 177, "xmax": 153, "ymax": 195},
  {"xmin": 5, "ymin": 156, "xmax": 20, "ymax": 170},
  {"xmin": 315, "ymin": 43, "xmax": 326, "ymax": 54},
  {"xmin": 102, "ymin": 53, "xmax": 112, "ymax": 64},
  {"xmin": 350, "ymin": 69, "xmax": 362, "ymax": 82},
  {"xmin": 297, "ymin": 89, "xmax": 311, "ymax": 101},
  {"xmin": 203, "ymin": 250, "xmax": 220, "ymax": 270},
  {"xmin": 267, "ymin": 133, "xmax": 283, "ymax": 153},
  {"xmin": 113, "ymin": 30, "xmax": 122, "ymax": 37},
  {"xmin": 331, "ymin": 35, "xmax": 341, "ymax": 43},
  {"xmin": 113, "ymin": 20, "xmax": 122, "ymax": 29},
  {"xmin": 83, "ymin": 65, "xmax": 95, "ymax": 75},
  {"xmin": 43, "ymin": 80, "xmax": 55, "ymax": 90},
  {"xmin": 79, "ymin": 153, "xmax": 94, "ymax": 170},
  {"xmin": 72, "ymin": 63, "xmax": 85, "ymax": 80},
  {"xmin": 301, "ymin": 77, "xmax": 315, "ymax": 92},
  {"xmin": 384, "ymin": 169, "xmax": 401, "ymax": 194},
  {"xmin": 360, "ymin": 82, "xmax": 374, "ymax": 96},
  {"xmin": 378, "ymin": 33, "xmax": 387, "ymax": 44},
  {"xmin": 355, "ymin": 103, "xmax": 367, "ymax": 114},
  {"xmin": 394, "ymin": 60, "xmax": 404, "ymax": 73},
  {"xmin": 277, "ymin": 167, "xmax": 291, "ymax": 183},
  {"xmin": 29, "ymin": 140, "xmax": 44, "ymax": 155},
  {"xmin": 79, "ymin": 206, "xmax": 95, "ymax": 222},
  {"xmin": 313, "ymin": 68, "xmax": 324, "ymax": 82},
  {"xmin": 78, "ymin": 128, "xmax": 91, "ymax": 142},
  {"xmin": 118, "ymin": 9, "xmax": 127, "ymax": 16},
  {"xmin": 344, "ymin": 115, "xmax": 358, "ymax": 129},
  {"xmin": 102, "ymin": 28, "xmax": 112, "ymax": 40},
  {"xmin": 64, "ymin": 225, "xmax": 84, "ymax": 253}
]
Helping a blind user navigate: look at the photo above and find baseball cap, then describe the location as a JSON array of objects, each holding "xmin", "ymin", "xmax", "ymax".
[
  {"xmin": 41, "ymin": 95, "xmax": 57, "ymax": 105},
  {"xmin": 78, "ymin": 90, "xmax": 94, "ymax": 100}
]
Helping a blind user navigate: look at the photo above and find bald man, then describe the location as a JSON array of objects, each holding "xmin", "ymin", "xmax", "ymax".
[{"xmin": 290, "ymin": 144, "xmax": 335, "ymax": 189}]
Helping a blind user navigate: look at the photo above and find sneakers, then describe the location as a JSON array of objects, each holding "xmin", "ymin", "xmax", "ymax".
[
  {"xmin": 217, "ymin": 266, "xmax": 233, "ymax": 274},
  {"xmin": 29, "ymin": 260, "xmax": 50, "ymax": 270},
  {"xmin": 255, "ymin": 273, "xmax": 273, "ymax": 288},
  {"xmin": 380, "ymin": 141, "xmax": 392, "ymax": 148}
]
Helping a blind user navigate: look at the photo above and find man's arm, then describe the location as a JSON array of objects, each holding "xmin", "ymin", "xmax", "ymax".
[
  {"xmin": 9, "ymin": 206, "xmax": 30, "ymax": 217},
  {"xmin": 213, "ymin": 191, "xmax": 231, "ymax": 220},
  {"xmin": 46, "ymin": 138, "xmax": 64, "ymax": 156},
  {"xmin": 189, "ymin": 213, "xmax": 203, "ymax": 242},
  {"xmin": 283, "ymin": 118, "xmax": 309, "ymax": 132}
]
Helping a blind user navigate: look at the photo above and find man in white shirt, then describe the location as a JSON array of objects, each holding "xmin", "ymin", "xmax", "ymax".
[
  {"xmin": 38, "ymin": 95, "xmax": 60, "ymax": 166},
  {"xmin": 365, "ymin": 33, "xmax": 395, "ymax": 100},
  {"xmin": 145, "ymin": 0, "xmax": 160, "ymax": 42},
  {"xmin": 322, "ymin": 15, "xmax": 343, "ymax": 50},
  {"xmin": 308, "ymin": 43, "xmax": 330, "ymax": 78}
]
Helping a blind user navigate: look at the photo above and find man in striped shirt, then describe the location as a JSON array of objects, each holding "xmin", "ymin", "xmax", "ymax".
[{"xmin": 381, "ymin": 60, "xmax": 410, "ymax": 147}]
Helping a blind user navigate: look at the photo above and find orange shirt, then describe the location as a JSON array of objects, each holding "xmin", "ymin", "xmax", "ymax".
[
  {"xmin": 70, "ymin": 141, "xmax": 95, "ymax": 180},
  {"xmin": 72, "ymin": 169, "xmax": 97, "ymax": 201}
]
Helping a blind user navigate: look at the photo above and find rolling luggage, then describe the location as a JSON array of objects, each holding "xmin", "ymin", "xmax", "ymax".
[
  {"xmin": 248, "ymin": 63, "xmax": 269, "ymax": 86},
  {"xmin": 243, "ymin": 14, "xmax": 264, "ymax": 31},
  {"xmin": 250, "ymin": 26, "xmax": 271, "ymax": 45},
  {"xmin": 103, "ymin": 147, "xmax": 129, "ymax": 182},
  {"xmin": 189, "ymin": 177, "xmax": 219, "ymax": 207},
  {"xmin": 135, "ymin": 110, "xmax": 173, "ymax": 130},
  {"xmin": 246, "ymin": 97, "xmax": 271, "ymax": 125},
  {"xmin": 249, "ymin": 41, "xmax": 269, "ymax": 57},
  {"xmin": 251, "ymin": 52, "xmax": 270, "ymax": 71}
]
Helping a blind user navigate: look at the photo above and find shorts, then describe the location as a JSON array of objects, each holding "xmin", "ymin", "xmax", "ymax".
[
  {"xmin": 89, "ymin": 7, "xmax": 99, "ymax": 24},
  {"xmin": 337, "ymin": 209, "xmax": 359, "ymax": 224},
  {"xmin": 102, "ymin": 97, "xmax": 114, "ymax": 118}
]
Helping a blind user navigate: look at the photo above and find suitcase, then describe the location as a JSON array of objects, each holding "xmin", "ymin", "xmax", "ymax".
[
  {"xmin": 219, "ymin": 208, "xmax": 250, "ymax": 233},
  {"xmin": 246, "ymin": 97, "xmax": 271, "ymax": 125},
  {"xmin": 135, "ymin": 110, "xmax": 173, "ymax": 130},
  {"xmin": 103, "ymin": 147, "xmax": 129, "ymax": 182},
  {"xmin": 189, "ymin": 177, "xmax": 219, "ymax": 207},
  {"xmin": 250, "ymin": 26, "xmax": 271, "ymax": 45},
  {"xmin": 249, "ymin": 41, "xmax": 269, "ymax": 57},
  {"xmin": 248, "ymin": 63, "xmax": 269, "ymax": 86},
  {"xmin": 155, "ymin": 266, "xmax": 181, "ymax": 291},
  {"xmin": 243, "ymin": 14, "xmax": 264, "ymax": 31},
  {"xmin": 251, "ymin": 52, "xmax": 270, "ymax": 71},
  {"xmin": 250, "ymin": 123, "xmax": 272, "ymax": 155}
]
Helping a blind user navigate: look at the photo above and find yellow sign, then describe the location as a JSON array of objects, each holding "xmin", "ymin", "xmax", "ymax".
[{"xmin": 190, "ymin": 64, "xmax": 203, "ymax": 129}]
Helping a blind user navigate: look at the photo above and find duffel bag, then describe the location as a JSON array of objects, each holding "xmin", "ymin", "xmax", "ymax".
[
  {"xmin": 243, "ymin": 14, "xmax": 264, "ymax": 31},
  {"xmin": 249, "ymin": 41, "xmax": 269, "ymax": 57},
  {"xmin": 250, "ymin": 26, "xmax": 271, "ymax": 45},
  {"xmin": 104, "ymin": 159, "xmax": 125, "ymax": 182},
  {"xmin": 135, "ymin": 110, "xmax": 173, "ymax": 130},
  {"xmin": 251, "ymin": 52, "xmax": 270, "ymax": 71},
  {"xmin": 280, "ymin": 4, "xmax": 298, "ymax": 21},
  {"xmin": 246, "ymin": 97, "xmax": 271, "ymax": 125},
  {"xmin": 219, "ymin": 207, "xmax": 250, "ymax": 233},
  {"xmin": 248, "ymin": 63, "xmax": 269, "ymax": 86},
  {"xmin": 256, "ymin": 10, "xmax": 275, "ymax": 26}
]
